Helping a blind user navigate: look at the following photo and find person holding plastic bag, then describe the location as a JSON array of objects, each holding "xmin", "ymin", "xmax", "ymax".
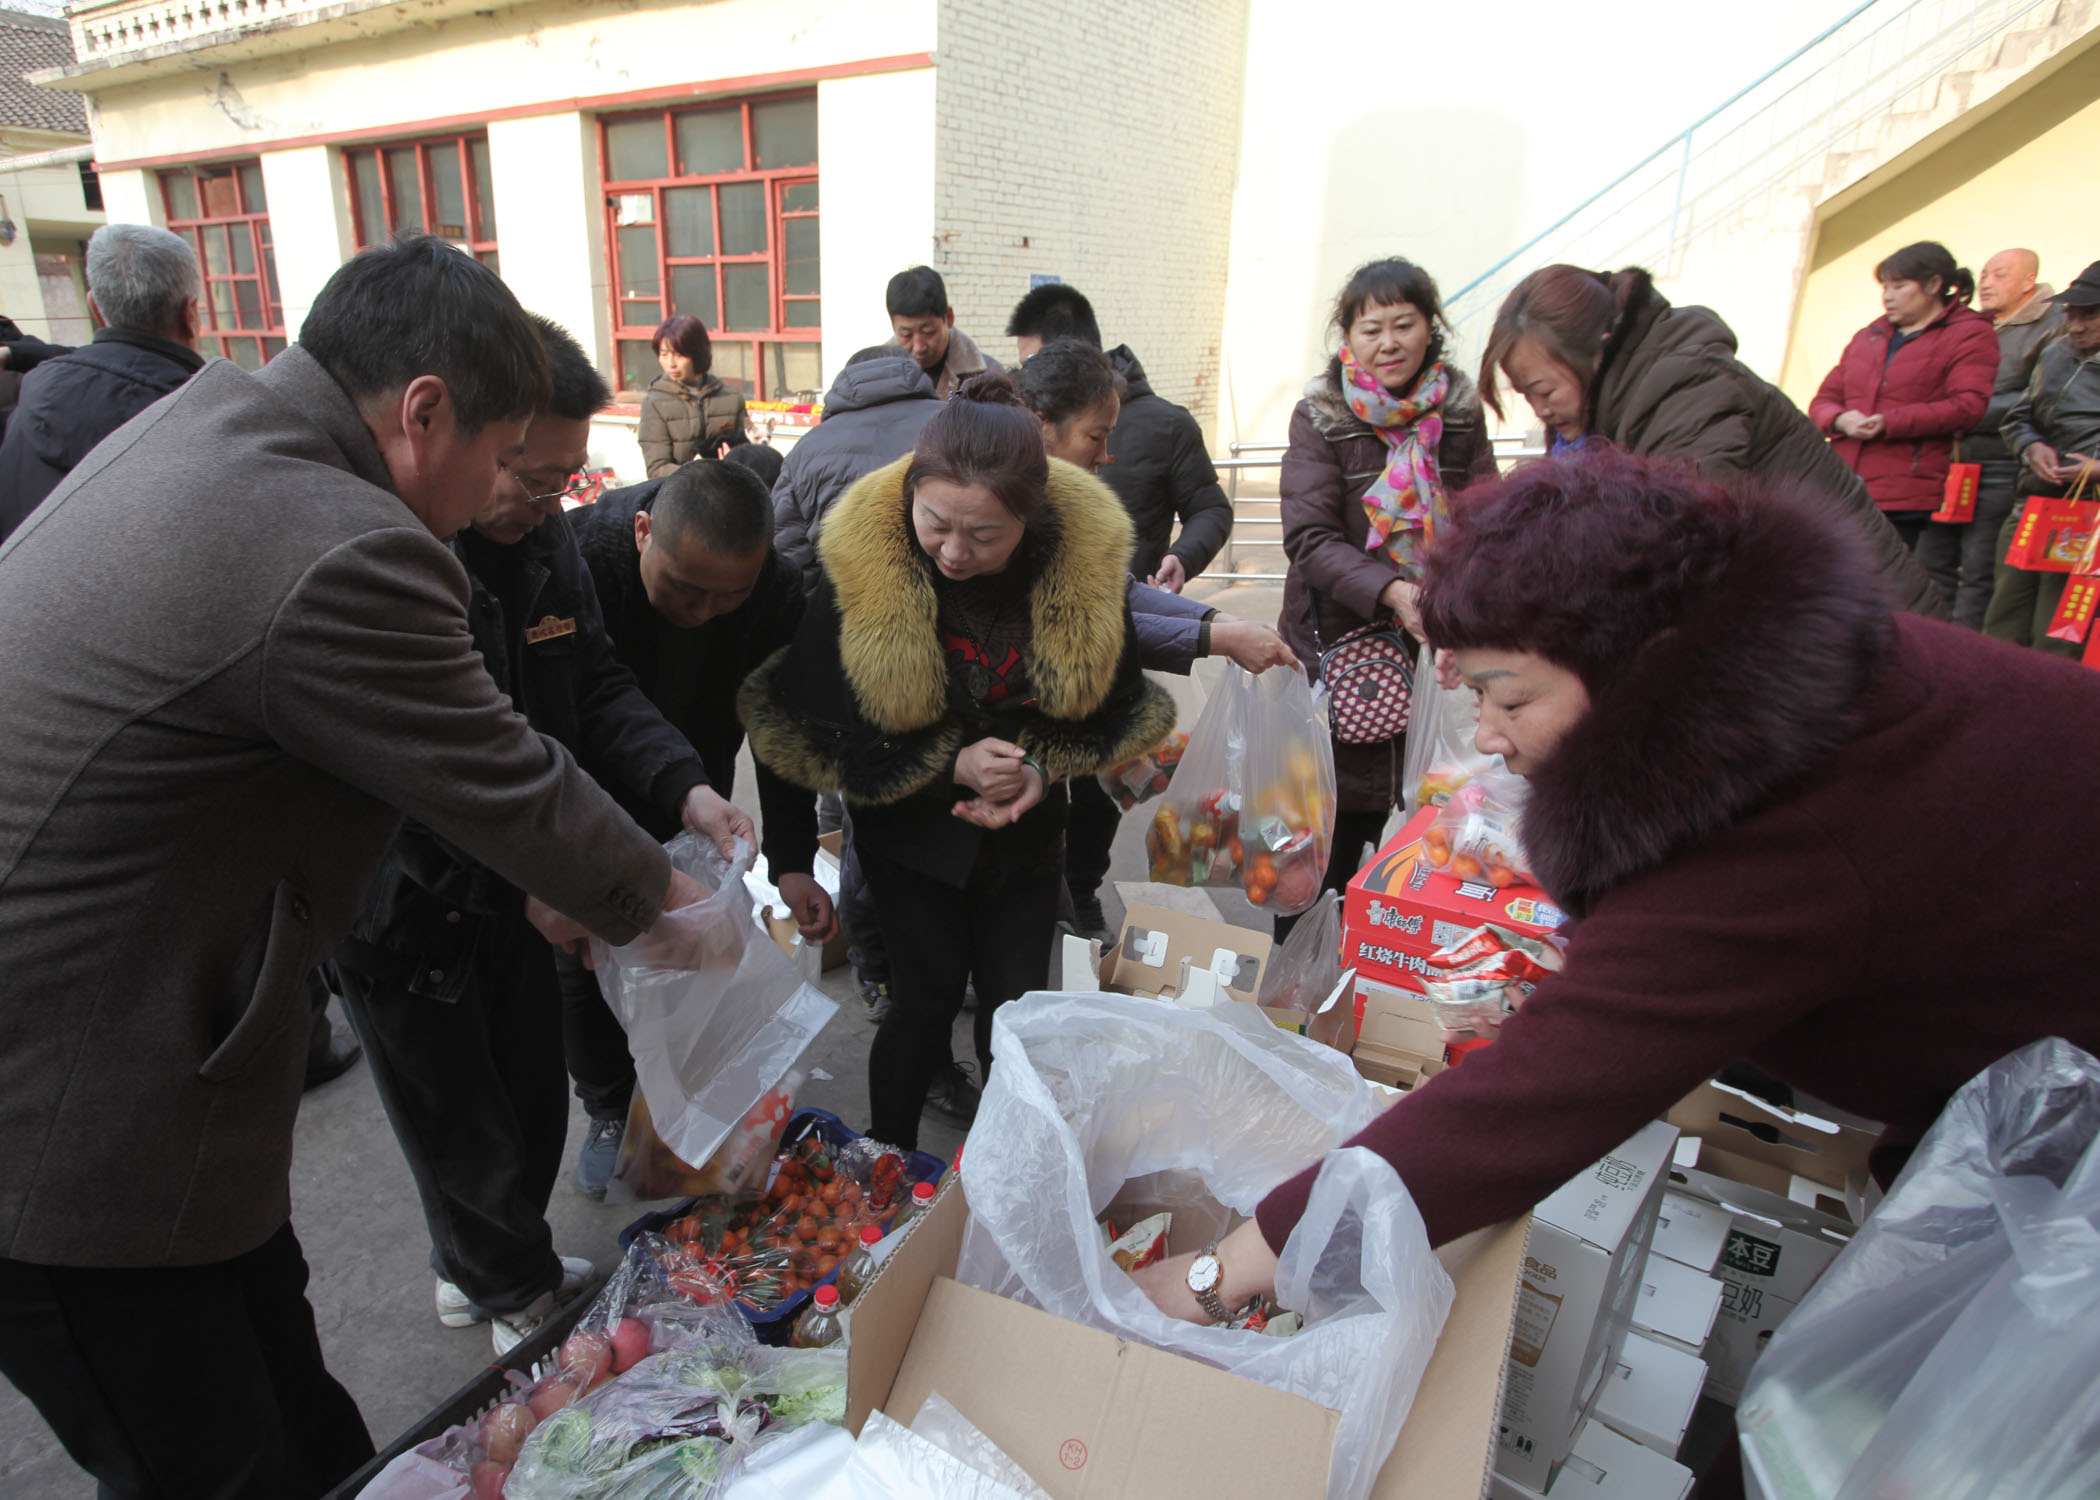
[
  {"xmin": 1276, "ymin": 257, "xmax": 1497, "ymax": 938},
  {"xmin": 1135, "ymin": 447, "xmax": 2100, "ymax": 1327},
  {"xmin": 330, "ymin": 316, "xmax": 757, "ymax": 1356},
  {"xmin": 741, "ymin": 374, "xmax": 1175, "ymax": 1150}
]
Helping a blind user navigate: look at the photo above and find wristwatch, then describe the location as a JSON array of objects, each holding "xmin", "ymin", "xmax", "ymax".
[{"xmin": 1187, "ymin": 1239, "xmax": 1230, "ymax": 1324}]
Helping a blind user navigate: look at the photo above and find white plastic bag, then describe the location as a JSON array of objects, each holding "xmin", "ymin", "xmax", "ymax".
[
  {"xmin": 591, "ymin": 834, "xmax": 837, "ymax": 1176},
  {"xmin": 955, "ymin": 993, "xmax": 1454, "ymax": 1500},
  {"xmin": 1398, "ymin": 643, "xmax": 1497, "ymax": 815},
  {"xmin": 1738, "ymin": 1037, "xmax": 2100, "ymax": 1500},
  {"xmin": 908, "ymin": 1393, "xmax": 1052, "ymax": 1500},
  {"xmin": 806, "ymin": 1411, "xmax": 1035, "ymax": 1500}
]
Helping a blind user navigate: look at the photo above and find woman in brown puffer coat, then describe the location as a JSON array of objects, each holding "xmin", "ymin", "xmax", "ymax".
[
  {"xmin": 1278, "ymin": 258, "xmax": 1496, "ymax": 935},
  {"xmin": 1481, "ymin": 264, "xmax": 1947, "ymax": 619},
  {"xmin": 637, "ymin": 314, "xmax": 747, "ymax": 477}
]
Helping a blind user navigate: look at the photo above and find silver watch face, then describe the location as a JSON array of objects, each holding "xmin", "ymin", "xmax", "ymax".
[{"xmin": 1187, "ymin": 1253, "xmax": 1222, "ymax": 1296}]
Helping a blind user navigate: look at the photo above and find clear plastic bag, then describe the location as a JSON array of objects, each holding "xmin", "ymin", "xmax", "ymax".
[
  {"xmin": 1737, "ymin": 1038, "xmax": 2100, "ymax": 1500},
  {"xmin": 907, "ymin": 1393, "xmax": 1053, "ymax": 1500},
  {"xmin": 809, "ymin": 1410, "xmax": 1037, "ymax": 1500},
  {"xmin": 1145, "ymin": 665, "xmax": 1337, "ymax": 916},
  {"xmin": 955, "ymin": 993, "xmax": 1454, "ymax": 1500},
  {"xmin": 1098, "ymin": 728, "xmax": 1189, "ymax": 811},
  {"xmin": 1421, "ymin": 768, "xmax": 1532, "ymax": 888},
  {"xmin": 609, "ymin": 1069, "xmax": 805, "ymax": 1205},
  {"xmin": 592, "ymin": 834, "xmax": 837, "ymax": 1181},
  {"xmin": 1257, "ymin": 889, "xmax": 1344, "ymax": 1013},
  {"xmin": 1397, "ymin": 644, "xmax": 1497, "ymax": 815}
]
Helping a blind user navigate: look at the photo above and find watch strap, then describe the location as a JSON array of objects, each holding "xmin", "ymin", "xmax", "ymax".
[{"xmin": 1190, "ymin": 1239, "xmax": 1231, "ymax": 1324}]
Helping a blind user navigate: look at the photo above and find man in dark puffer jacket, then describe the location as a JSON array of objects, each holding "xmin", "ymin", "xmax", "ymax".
[{"xmin": 0, "ymin": 224, "xmax": 203, "ymax": 540}]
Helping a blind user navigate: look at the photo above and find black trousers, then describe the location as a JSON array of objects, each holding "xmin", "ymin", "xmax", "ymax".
[
  {"xmin": 1273, "ymin": 806, "xmax": 1391, "ymax": 945},
  {"xmin": 0, "ymin": 1222, "xmax": 372, "ymax": 1499},
  {"xmin": 859, "ymin": 829, "xmax": 1063, "ymax": 1150},
  {"xmin": 556, "ymin": 947, "xmax": 637, "ymax": 1123},
  {"xmin": 1062, "ymin": 773, "xmax": 1123, "ymax": 905},
  {"xmin": 335, "ymin": 913, "xmax": 567, "ymax": 1314}
]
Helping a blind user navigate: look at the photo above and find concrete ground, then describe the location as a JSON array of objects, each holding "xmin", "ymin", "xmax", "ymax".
[{"xmin": 0, "ymin": 571, "xmax": 1285, "ymax": 1497}]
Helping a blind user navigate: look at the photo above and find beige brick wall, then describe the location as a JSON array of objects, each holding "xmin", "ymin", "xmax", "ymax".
[{"xmin": 929, "ymin": 0, "xmax": 1248, "ymax": 440}]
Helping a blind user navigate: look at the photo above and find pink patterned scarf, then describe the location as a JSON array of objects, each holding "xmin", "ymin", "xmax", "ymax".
[{"xmin": 1339, "ymin": 348, "xmax": 1450, "ymax": 570}]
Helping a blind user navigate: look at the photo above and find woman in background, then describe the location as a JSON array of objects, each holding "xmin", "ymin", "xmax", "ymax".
[
  {"xmin": 1278, "ymin": 257, "xmax": 1496, "ymax": 933},
  {"xmin": 1809, "ymin": 241, "xmax": 2000, "ymax": 564},
  {"xmin": 1482, "ymin": 263, "xmax": 1945, "ymax": 617},
  {"xmin": 637, "ymin": 314, "xmax": 747, "ymax": 477}
]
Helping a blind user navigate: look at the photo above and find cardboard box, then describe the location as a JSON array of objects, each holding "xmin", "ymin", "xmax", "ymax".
[
  {"xmin": 1351, "ymin": 977, "xmax": 1447, "ymax": 1091},
  {"xmin": 814, "ymin": 830, "xmax": 848, "ymax": 971},
  {"xmin": 1343, "ymin": 808, "xmax": 1569, "ymax": 995},
  {"xmin": 1664, "ymin": 1084, "xmax": 1871, "ymax": 1403},
  {"xmin": 1629, "ymin": 1255, "xmax": 1723, "ymax": 1354},
  {"xmin": 1059, "ymin": 900, "xmax": 1272, "ymax": 1006},
  {"xmin": 1593, "ymin": 1329, "xmax": 1707, "ymax": 1458},
  {"xmin": 1489, "ymin": 1420, "xmax": 1694, "ymax": 1500},
  {"xmin": 848, "ymin": 1179, "xmax": 1534, "ymax": 1500},
  {"xmin": 1648, "ymin": 1192, "xmax": 1730, "ymax": 1275},
  {"xmin": 1495, "ymin": 1120, "xmax": 1679, "ymax": 1492}
]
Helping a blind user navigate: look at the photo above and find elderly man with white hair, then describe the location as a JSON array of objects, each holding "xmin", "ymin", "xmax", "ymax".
[{"xmin": 0, "ymin": 222, "xmax": 204, "ymax": 539}]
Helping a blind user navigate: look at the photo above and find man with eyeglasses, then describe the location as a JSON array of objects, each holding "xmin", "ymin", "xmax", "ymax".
[{"xmin": 328, "ymin": 314, "xmax": 755, "ymax": 1355}]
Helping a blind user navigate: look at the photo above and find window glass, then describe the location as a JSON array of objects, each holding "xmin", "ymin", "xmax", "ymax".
[
  {"xmin": 767, "ymin": 342, "xmax": 821, "ymax": 396},
  {"xmin": 237, "ymin": 162, "xmax": 267, "ymax": 213},
  {"xmin": 618, "ymin": 224, "xmax": 662, "ymax": 303},
  {"xmin": 351, "ymin": 153, "xmax": 386, "ymax": 246},
  {"xmin": 670, "ymin": 265, "xmax": 718, "ymax": 325},
  {"xmin": 712, "ymin": 341, "xmax": 754, "ymax": 397},
  {"xmin": 664, "ymin": 186, "xmax": 714, "ymax": 257},
  {"xmin": 606, "ymin": 117, "xmax": 669, "ymax": 180},
  {"xmin": 200, "ymin": 168, "xmax": 239, "ymax": 218},
  {"xmin": 387, "ymin": 148, "xmax": 424, "ymax": 234},
  {"xmin": 675, "ymin": 106, "xmax": 742, "ymax": 175},
  {"xmin": 721, "ymin": 264, "xmax": 768, "ymax": 331},
  {"xmin": 751, "ymin": 96, "xmax": 817, "ymax": 169},
  {"xmin": 469, "ymin": 138, "xmax": 497, "ymax": 241},
  {"xmin": 619, "ymin": 340, "xmax": 657, "ymax": 391},
  {"xmin": 718, "ymin": 182, "xmax": 765, "ymax": 256},
  {"xmin": 782, "ymin": 215, "xmax": 819, "ymax": 295},
  {"xmin": 429, "ymin": 142, "xmax": 467, "ymax": 239},
  {"xmin": 162, "ymin": 171, "xmax": 200, "ymax": 220}
]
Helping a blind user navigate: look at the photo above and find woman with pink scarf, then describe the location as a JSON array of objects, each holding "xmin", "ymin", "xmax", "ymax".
[{"xmin": 1275, "ymin": 258, "xmax": 1497, "ymax": 935}]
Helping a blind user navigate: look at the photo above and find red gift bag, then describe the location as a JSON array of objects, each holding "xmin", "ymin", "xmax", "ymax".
[
  {"xmin": 1935, "ymin": 440, "xmax": 1980, "ymax": 524},
  {"xmin": 2005, "ymin": 470, "xmax": 2097, "ymax": 573},
  {"xmin": 2045, "ymin": 574, "xmax": 2100, "ymax": 645}
]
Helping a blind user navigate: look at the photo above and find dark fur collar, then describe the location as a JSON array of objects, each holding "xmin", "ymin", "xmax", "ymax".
[
  {"xmin": 1523, "ymin": 491, "xmax": 1895, "ymax": 916},
  {"xmin": 816, "ymin": 455, "xmax": 1135, "ymax": 732}
]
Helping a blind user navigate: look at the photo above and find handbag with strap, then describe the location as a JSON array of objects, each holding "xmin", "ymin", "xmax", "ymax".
[{"xmin": 1309, "ymin": 586, "xmax": 1415, "ymax": 745}]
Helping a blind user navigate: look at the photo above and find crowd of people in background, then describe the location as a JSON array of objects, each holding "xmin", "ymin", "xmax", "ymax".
[{"xmin": 0, "ymin": 219, "xmax": 2095, "ymax": 1500}]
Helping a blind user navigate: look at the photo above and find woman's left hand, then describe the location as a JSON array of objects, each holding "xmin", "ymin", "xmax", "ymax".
[
  {"xmin": 1131, "ymin": 1217, "xmax": 1284, "ymax": 1324},
  {"xmin": 681, "ymin": 785, "xmax": 757, "ymax": 861},
  {"xmin": 1379, "ymin": 578, "xmax": 1425, "ymax": 638},
  {"xmin": 952, "ymin": 762, "xmax": 1047, "ymax": 828}
]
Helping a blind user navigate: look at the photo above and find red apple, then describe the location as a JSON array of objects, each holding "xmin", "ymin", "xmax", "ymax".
[
  {"xmin": 609, "ymin": 1316, "xmax": 650, "ymax": 1373},
  {"xmin": 480, "ymin": 1402, "xmax": 537, "ymax": 1465}
]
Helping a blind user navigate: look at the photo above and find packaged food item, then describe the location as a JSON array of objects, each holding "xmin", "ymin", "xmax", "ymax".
[
  {"xmin": 1099, "ymin": 728, "xmax": 1188, "ymax": 811},
  {"xmin": 1420, "ymin": 770, "xmax": 1532, "ymax": 888},
  {"xmin": 610, "ymin": 1071, "xmax": 804, "ymax": 1204},
  {"xmin": 1417, "ymin": 923, "xmax": 1566, "ymax": 1036},
  {"xmin": 1104, "ymin": 1212, "xmax": 1172, "ymax": 1273},
  {"xmin": 1145, "ymin": 666, "xmax": 1336, "ymax": 915}
]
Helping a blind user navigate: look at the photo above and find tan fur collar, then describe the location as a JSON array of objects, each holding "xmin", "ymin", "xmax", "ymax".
[{"xmin": 816, "ymin": 455, "xmax": 1135, "ymax": 732}]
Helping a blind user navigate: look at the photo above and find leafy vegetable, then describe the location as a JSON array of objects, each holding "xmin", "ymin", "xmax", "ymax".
[{"xmin": 536, "ymin": 1407, "xmax": 594, "ymax": 1471}]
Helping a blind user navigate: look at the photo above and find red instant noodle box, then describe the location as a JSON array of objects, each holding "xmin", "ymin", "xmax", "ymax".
[{"xmin": 1342, "ymin": 806, "xmax": 1568, "ymax": 1012}]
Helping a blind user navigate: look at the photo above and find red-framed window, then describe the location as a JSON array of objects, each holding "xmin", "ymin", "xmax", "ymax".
[
  {"xmin": 158, "ymin": 162, "xmax": 284, "ymax": 370},
  {"xmin": 600, "ymin": 91, "xmax": 821, "ymax": 401},
  {"xmin": 345, "ymin": 135, "xmax": 499, "ymax": 272}
]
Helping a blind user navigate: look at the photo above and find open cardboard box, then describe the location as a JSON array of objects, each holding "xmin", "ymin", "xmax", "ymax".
[
  {"xmin": 847, "ymin": 1179, "xmax": 1532, "ymax": 1500},
  {"xmin": 1352, "ymin": 977, "xmax": 1448, "ymax": 1091},
  {"xmin": 1059, "ymin": 900, "xmax": 1272, "ymax": 1006}
]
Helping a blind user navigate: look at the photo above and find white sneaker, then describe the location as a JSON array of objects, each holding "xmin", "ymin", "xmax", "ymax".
[{"xmin": 435, "ymin": 1254, "xmax": 593, "ymax": 1331}]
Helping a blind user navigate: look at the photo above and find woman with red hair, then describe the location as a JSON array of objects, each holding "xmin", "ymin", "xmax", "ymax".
[
  {"xmin": 1481, "ymin": 264, "xmax": 1944, "ymax": 617},
  {"xmin": 1135, "ymin": 447, "xmax": 2100, "ymax": 1319}
]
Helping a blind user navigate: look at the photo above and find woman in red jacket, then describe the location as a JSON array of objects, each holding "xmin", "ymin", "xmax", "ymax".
[
  {"xmin": 1133, "ymin": 447, "xmax": 2100, "ymax": 1320},
  {"xmin": 1809, "ymin": 242, "xmax": 2001, "ymax": 566}
]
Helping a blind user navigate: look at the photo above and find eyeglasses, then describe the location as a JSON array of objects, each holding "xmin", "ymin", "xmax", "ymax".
[{"xmin": 517, "ymin": 472, "xmax": 597, "ymax": 507}]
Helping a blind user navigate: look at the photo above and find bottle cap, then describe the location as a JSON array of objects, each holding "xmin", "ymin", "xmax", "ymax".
[
  {"xmin": 813, "ymin": 1284, "xmax": 839, "ymax": 1308},
  {"xmin": 912, "ymin": 1180, "xmax": 937, "ymax": 1202},
  {"xmin": 860, "ymin": 1224, "xmax": 883, "ymax": 1246}
]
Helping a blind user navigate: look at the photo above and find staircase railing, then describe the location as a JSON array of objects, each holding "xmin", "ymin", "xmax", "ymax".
[{"xmin": 1442, "ymin": 0, "xmax": 2060, "ymax": 345}]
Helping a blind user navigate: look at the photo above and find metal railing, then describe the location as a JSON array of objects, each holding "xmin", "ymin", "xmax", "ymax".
[
  {"xmin": 1206, "ymin": 436, "xmax": 1544, "ymax": 586},
  {"xmin": 1440, "ymin": 0, "xmax": 2061, "ymax": 343}
]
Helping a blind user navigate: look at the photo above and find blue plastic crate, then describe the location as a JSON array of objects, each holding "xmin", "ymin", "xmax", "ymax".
[{"xmin": 619, "ymin": 1108, "xmax": 945, "ymax": 1341}]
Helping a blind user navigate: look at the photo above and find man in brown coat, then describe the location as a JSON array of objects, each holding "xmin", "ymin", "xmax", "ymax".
[{"xmin": 0, "ymin": 238, "xmax": 706, "ymax": 1499}]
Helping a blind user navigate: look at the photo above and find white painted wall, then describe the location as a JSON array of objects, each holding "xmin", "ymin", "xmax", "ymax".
[
  {"xmin": 486, "ymin": 112, "xmax": 605, "ymax": 359},
  {"xmin": 81, "ymin": 0, "xmax": 936, "ymax": 163},
  {"xmin": 96, "ymin": 166, "xmax": 158, "ymax": 225},
  {"xmin": 257, "ymin": 144, "xmax": 351, "ymax": 338},
  {"xmin": 1217, "ymin": 0, "xmax": 1870, "ymax": 444},
  {"xmin": 813, "ymin": 66, "xmax": 935, "ymax": 389}
]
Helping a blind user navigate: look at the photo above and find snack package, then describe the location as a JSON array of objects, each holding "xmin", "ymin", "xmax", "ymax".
[
  {"xmin": 1420, "ymin": 769, "xmax": 1532, "ymax": 888},
  {"xmin": 610, "ymin": 1072, "xmax": 805, "ymax": 1205},
  {"xmin": 1257, "ymin": 889, "xmax": 1343, "ymax": 1014},
  {"xmin": 1146, "ymin": 666, "xmax": 1336, "ymax": 916},
  {"xmin": 1397, "ymin": 644, "xmax": 1498, "ymax": 814},
  {"xmin": 1098, "ymin": 728, "xmax": 1188, "ymax": 811},
  {"xmin": 1104, "ymin": 1212, "xmax": 1171, "ymax": 1272},
  {"xmin": 1417, "ymin": 923, "xmax": 1566, "ymax": 1036}
]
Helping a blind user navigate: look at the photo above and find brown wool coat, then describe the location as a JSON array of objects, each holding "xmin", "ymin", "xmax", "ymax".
[{"xmin": 0, "ymin": 348, "xmax": 669, "ymax": 1268}]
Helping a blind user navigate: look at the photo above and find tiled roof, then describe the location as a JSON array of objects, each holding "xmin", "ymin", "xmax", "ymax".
[{"xmin": 0, "ymin": 9, "xmax": 87, "ymax": 135}]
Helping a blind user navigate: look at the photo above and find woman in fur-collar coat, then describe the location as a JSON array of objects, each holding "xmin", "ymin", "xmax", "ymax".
[
  {"xmin": 742, "ymin": 376, "xmax": 1175, "ymax": 1149},
  {"xmin": 1131, "ymin": 448, "xmax": 2100, "ymax": 1325}
]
